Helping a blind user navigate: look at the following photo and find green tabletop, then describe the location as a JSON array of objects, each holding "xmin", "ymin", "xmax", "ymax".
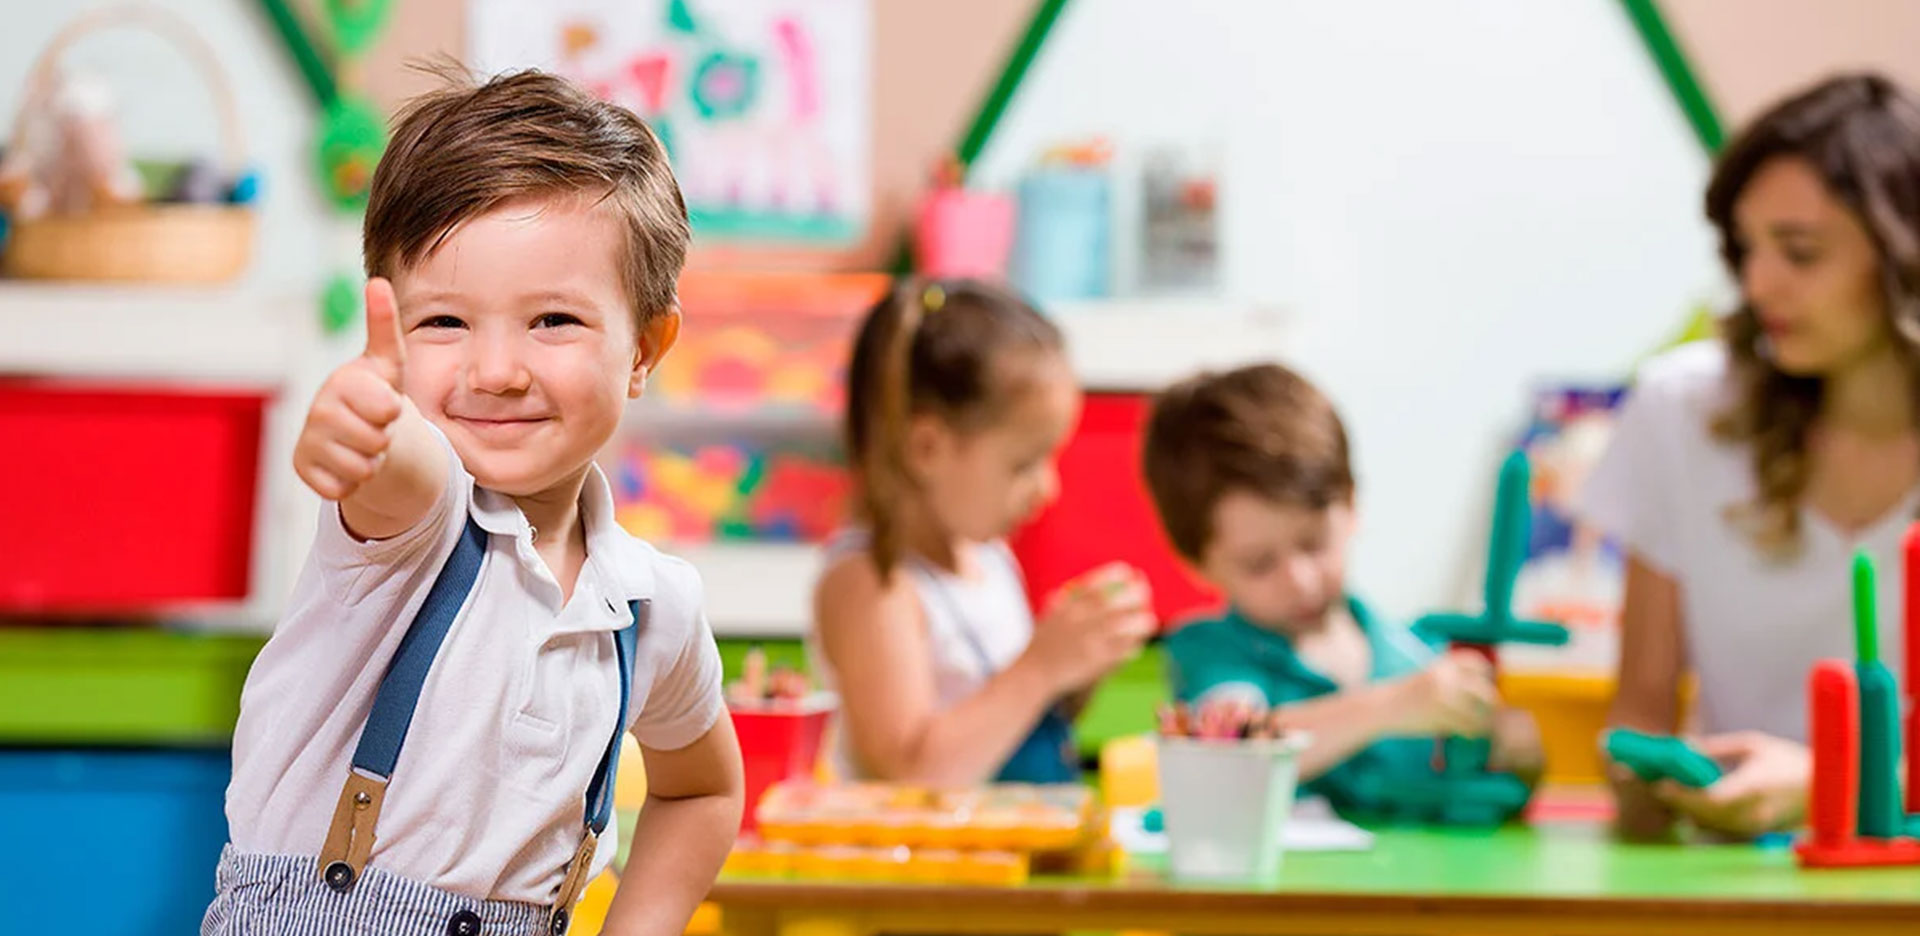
[
  {"xmin": 1120, "ymin": 823, "xmax": 1920, "ymax": 903},
  {"xmin": 711, "ymin": 821, "xmax": 1920, "ymax": 936}
]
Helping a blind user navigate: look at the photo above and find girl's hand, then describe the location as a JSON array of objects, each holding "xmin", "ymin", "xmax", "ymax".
[
  {"xmin": 1019, "ymin": 563, "xmax": 1155, "ymax": 692},
  {"xmin": 1653, "ymin": 731, "xmax": 1809, "ymax": 838}
]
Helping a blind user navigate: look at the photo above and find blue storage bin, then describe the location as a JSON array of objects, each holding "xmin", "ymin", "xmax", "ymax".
[
  {"xmin": 1012, "ymin": 167, "xmax": 1111, "ymax": 304},
  {"xmin": 0, "ymin": 748, "xmax": 229, "ymax": 934}
]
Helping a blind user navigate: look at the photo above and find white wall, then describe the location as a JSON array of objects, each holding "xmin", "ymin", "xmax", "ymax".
[{"xmin": 974, "ymin": 0, "xmax": 1724, "ymax": 620}]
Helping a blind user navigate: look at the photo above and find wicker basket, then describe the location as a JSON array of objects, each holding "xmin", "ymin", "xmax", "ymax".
[{"xmin": 2, "ymin": 5, "xmax": 255, "ymax": 283}]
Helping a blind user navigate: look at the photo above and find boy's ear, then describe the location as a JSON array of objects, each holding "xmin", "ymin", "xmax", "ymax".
[{"xmin": 630, "ymin": 304, "xmax": 682, "ymax": 399}]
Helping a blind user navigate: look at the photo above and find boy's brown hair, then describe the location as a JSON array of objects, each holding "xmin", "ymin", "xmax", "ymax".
[
  {"xmin": 1143, "ymin": 362, "xmax": 1355, "ymax": 561},
  {"xmin": 363, "ymin": 68, "xmax": 690, "ymax": 325}
]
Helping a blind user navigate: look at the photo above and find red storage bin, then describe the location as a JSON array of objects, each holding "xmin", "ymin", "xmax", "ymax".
[
  {"xmin": 0, "ymin": 379, "xmax": 269, "ymax": 613},
  {"xmin": 1010, "ymin": 392, "xmax": 1222, "ymax": 630},
  {"xmin": 730, "ymin": 702, "xmax": 832, "ymax": 833}
]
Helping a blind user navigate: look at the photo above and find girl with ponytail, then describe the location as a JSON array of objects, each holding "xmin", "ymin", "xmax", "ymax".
[{"xmin": 808, "ymin": 279, "xmax": 1154, "ymax": 786}]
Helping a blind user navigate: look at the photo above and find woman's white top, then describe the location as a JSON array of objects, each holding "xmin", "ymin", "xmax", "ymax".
[{"xmin": 1580, "ymin": 342, "xmax": 1913, "ymax": 742}]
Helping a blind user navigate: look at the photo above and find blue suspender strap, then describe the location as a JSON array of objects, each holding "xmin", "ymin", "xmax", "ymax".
[
  {"xmin": 319, "ymin": 519, "xmax": 487, "ymax": 893},
  {"xmin": 353, "ymin": 520, "xmax": 490, "ymax": 777},
  {"xmin": 548, "ymin": 599, "xmax": 646, "ymax": 935},
  {"xmin": 584, "ymin": 601, "xmax": 642, "ymax": 835}
]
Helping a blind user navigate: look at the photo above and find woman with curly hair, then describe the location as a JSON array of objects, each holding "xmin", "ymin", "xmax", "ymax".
[{"xmin": 1584, "ymin": 72, "xmax": 1920, "ymax": 840}]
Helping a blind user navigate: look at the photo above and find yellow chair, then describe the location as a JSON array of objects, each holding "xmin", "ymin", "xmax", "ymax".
[
  {"xmin": 1500, "ymin": 671, "xmax": 1613, "ymax": 785},
  {"xmin": 1499, "ymin": 670, "xmax": 1697, "ymax": 785}
]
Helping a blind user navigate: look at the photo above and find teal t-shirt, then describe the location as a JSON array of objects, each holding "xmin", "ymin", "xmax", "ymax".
[{"xmin": 1163, "ymin": 597, "xmax": 1444, "ymax": 819}]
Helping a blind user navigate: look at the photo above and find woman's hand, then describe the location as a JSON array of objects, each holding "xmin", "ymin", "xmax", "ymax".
[{"xmin": 1653, "ymin": 731, "xmax": 1810, "ymax": 838}]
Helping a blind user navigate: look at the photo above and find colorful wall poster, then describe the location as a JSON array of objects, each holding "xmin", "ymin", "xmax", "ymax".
[
  {"xmin": 1509, "ymin": 383, "xmax": 1628, "ymax": 670},
  {"xmin": 470, "ymin": 0, "xmax": 870, "ymax": 244}
]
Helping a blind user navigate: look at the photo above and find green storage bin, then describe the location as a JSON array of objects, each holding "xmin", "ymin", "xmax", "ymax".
[{"xmin": 0, "ymin": 628, "xmax": 264, "ymax": 744}]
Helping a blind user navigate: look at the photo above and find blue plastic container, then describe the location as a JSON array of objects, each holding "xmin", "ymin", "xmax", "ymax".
[
  {"xmin": 0, "ymin": 748, "xmax": 230, "ymax": 934},
  {"xmin": 1012, "ymin": 167, "xmax": 1111, "ymax": 304}
]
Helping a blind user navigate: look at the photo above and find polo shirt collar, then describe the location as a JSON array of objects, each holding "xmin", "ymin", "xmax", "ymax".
[{"xmin": 466, "ymin": 464, "xmax": 654, "ymax": 632}]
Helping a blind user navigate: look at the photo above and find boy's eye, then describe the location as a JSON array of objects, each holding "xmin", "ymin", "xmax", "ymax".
[
  {"xmin": 419, "ymin": 314, "xmax": 465, "ymax": 329},
  {"xmin": 534, "ymin": 312, "xmax": 585, "ymax": 329},
  {"xmin": 1783, "ymin": 247, "xmax": 1822, "ymax": 268}
]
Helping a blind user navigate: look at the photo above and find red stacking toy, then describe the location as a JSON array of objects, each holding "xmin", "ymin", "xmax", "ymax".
[
  {"xmin": 1803, "ymin": 660, "xmax": 1859, "ymax": 854},
  {"xmin": 1795, "ymin": 537, "xmax": 1920, "ymax": 868}
]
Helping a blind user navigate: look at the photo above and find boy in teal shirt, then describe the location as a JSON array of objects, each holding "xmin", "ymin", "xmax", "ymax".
[{"xmin": 1143, "ymin": 364, "xmax": 1543, "ymax": 821}]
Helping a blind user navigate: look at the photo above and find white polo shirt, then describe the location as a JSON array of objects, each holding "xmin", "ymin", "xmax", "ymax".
[
  {"xmin": 225, "ymin": 426, "xmax": 723, "ymax": 903},
  {"xmin": 1579, "ymin": 341, "xmax": 1910, "ymax": 742}
]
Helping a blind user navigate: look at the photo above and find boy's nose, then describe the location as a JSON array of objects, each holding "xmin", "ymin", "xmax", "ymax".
[
  {"xmin": 470, "ymin": 335, "xmax": 532, "ymax": 393},
  {"xmin": 1283, "ymin": 555, "xmax": 1321, "ymax": 597}
]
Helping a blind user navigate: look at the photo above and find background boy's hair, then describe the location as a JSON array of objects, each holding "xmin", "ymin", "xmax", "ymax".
[
  {"xmin": 1143, "ymin": 362, "xmax": 1354, "ymax": 561},
  {"xmin": 844, "ymin": 278, "xmax": 1063, "ymax": 578},
  {"xmin": 363, "ymin": 67, "xmax": 690, "ymax": 325}
]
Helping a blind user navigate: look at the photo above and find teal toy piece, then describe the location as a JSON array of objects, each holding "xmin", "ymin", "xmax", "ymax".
[
  {"xmin": 1414, "ymin": 451, "xmax": 1571, "ymax": 651},
  {"xmin": 1349, "ymin": 771, "xmax": 1532, "ymax": 828},
  {"xmin": 1603, "ymin": 729, "xmax": 1722, "ymax": 788},
  {"xmin": 1383, "ymin": 450, "xmax": 1568, "ymax": 825},
  {"xmin": 1852, "ymin": 552, "xmax": 1904, "ymax": 838}
]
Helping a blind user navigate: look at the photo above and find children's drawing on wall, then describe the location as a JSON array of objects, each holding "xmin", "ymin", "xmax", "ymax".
[
  {"xmin": 470, "ymin": 0, "xmax": 870, "ymax": 243},
  {"xmin": 1508, "ymin": 384, "xmax": 1627, "ymax": 670}
]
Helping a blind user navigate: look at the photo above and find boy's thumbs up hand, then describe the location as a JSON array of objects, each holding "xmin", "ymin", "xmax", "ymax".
[
  {"xmin": 360, "ymin": 276, "xmax": 405, "ymax": 387},
  {"xmin": 294, "ymin": 277, "xmax": 412, "ymax": 502}
]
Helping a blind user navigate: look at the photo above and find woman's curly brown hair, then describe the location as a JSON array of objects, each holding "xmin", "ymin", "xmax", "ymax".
[{"xmin": 1706, "ymin": 73, "xmax": 1920, "ymax": 557}]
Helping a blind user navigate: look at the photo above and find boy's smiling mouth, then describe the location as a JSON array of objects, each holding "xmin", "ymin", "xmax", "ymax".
[{"xmin": 449, "ymin": 414, "xmax": 554, "ymax": 439}]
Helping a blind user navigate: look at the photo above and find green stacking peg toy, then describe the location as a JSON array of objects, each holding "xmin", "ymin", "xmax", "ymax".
[
  {"xmin": 1415, "ymin": 451, "xmax": 1569, "ymax": 776},
  {"xmin": 1368, "ymin": 450, "xmax": 1570, "ymax": 826},
  {"xmin": 1853, "ymin": 552, "xmax": 1903, "ymax": 839}
]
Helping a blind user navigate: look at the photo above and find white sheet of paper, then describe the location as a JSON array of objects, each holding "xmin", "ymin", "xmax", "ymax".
[{"xmin": 1111, "ymin": 798, "xmax": 1376, "ymax": 855}]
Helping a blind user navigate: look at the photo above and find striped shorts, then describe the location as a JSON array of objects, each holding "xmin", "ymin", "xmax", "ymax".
[{"xmin": 202, "ymin": 846, "xmax": 550, "ymax": 936}]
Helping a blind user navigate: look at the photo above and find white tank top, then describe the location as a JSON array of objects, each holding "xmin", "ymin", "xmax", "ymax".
[{"xmin": 807, "ymin": 528, "xmax": 1036, "ymax": 779}]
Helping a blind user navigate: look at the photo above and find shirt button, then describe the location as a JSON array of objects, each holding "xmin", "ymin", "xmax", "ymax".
[{"xmin": 447, "ymin": 909, "xmax": 482, "ymax": 936}]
